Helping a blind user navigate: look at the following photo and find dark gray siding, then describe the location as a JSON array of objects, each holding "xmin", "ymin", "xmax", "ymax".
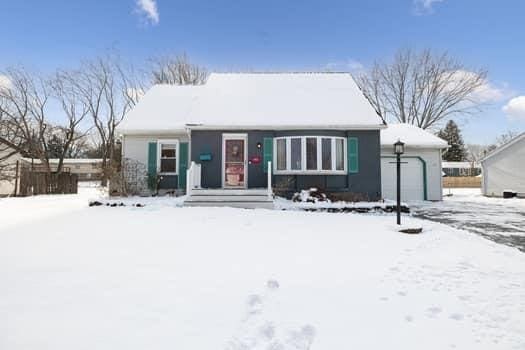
[
  {"xmin": 190, "ymin": 129, "xmax": 381, "ymax": 200},
  {"xmin": 158, "ymin": 175, "xmax": 178, "ymax": 189}
]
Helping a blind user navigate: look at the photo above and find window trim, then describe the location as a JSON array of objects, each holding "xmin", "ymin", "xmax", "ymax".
[
  {"xmin": 273, "ymin": 136, "xmax": 347, "ymax": 175},
  {"xmin": 157, "ymin": 139, "xmax": 179, "ymax": 175}
]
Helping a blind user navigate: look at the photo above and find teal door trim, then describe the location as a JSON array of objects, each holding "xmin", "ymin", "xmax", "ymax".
[{"xmin": 381, "ymin": 156, "xmax": 428, "ymax": 201}]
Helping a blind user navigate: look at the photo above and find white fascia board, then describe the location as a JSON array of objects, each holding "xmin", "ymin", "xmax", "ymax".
[
  {"xmin": 118, "ymin": 129, "xmax": 189, "ymax": 136},
  {"xmin": 481, "ymin": 132, "xmax": 525, "ymax": 163},
  {"xmin": 185, "ymin": 124, "xmax": 387, "ymax": 130}
]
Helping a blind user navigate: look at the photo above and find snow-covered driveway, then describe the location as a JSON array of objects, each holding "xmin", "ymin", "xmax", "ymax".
[
  {"xmin": 411, "ymin": 188, "xmax": 525, "ymax": 252},
  {"xmin": 1, "ymin": 191, "xmax": 524, "ymax": 349}
]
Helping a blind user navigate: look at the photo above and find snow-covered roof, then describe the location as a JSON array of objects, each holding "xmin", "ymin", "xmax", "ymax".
[
  {"xmin": 481, "ymin": 132, "xmax": 525, "ymax": 163},
  {"xmin": 119, "ymin": 73, "xmax": 385, "ymax": 133},
  {"xmin": 442, "ymin": 161, "xmax": 480, "ymax": 169},
  {"xmin": 380, "ymin": 123, "xmax": 448, "ymax": 149}
]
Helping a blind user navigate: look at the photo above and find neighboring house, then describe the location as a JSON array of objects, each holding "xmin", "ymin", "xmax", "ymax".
[
  {"xmin": 19, "ymin": 158, "xmax": 104, "ymax": 181},
  {"xmin": 380, "ymin": 123, "xmax": 448, "ymax": 201},
  {"xmin": 119, "ymin": 73, "xmax": 386, "ymax": 206},
  {"xmin": 481, "ymin": 132, "xmax": 525, "ymax": 197},
  {"xmin": 0, "ymin": 145, "xmax": 22, "ymax": 197},
  {"xmin": 442, "ymin": 161, "xmax": 481, "ymax": 177}
]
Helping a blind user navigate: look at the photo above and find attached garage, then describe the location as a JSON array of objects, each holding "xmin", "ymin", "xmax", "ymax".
[
  {"xmin": 381, "ymin": 157, "xmax": 425, "ymax": 201},
  {"xmin": 380, "ymin": 124, "xmax": 448, "ymax": 201}
]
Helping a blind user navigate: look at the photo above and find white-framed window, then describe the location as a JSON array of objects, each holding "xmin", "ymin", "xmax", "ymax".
[
  {"xmin": 157, "ymin": 140, "xmax": 179, "ymax": 175},
  {"xmin": 274, "ymin": 136, "xmax": 347, "ymax": 174}
]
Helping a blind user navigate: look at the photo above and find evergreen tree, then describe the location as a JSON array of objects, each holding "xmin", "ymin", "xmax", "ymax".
[{"xmin": 438, "ymin": 120, "xmax": 467, "ymax": 161}]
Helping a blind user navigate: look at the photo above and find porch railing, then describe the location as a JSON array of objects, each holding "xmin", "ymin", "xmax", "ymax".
[
  {"xmin": 267, "ymin": 161, "xmax": 272, "ymax": 199},
  {"xmin": 186, "ymin": 161, "xmax": 201, "ymax": 196}
]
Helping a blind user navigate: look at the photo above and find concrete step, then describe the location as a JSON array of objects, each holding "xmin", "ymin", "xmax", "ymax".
[
  {"xmin": 185, "ymin": 195, "xmax": 272, "ymax": 202},
  {"xmin": 184, "ymin": 188, "xmax": 274, "ymax": 209},
  {"xmin": 184, "ymin": 201, "xmax": 274, "ymax": 209},
  {"xmin": 189, "ymin": 188, "xmax": 269, "ymax": 196}
]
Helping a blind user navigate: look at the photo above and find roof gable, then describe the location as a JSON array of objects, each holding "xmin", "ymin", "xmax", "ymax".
[{"xmin": 119, "ymin": 73, "xmax": 384, "ymax": 133}]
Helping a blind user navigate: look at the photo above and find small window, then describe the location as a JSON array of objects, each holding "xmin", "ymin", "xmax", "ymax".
[
  {"xmin": 321, "ymin": 138, "xmax": 332, "ymax": 170},
  {"xmin": 335, "ymin": 139, "xmax": 345, "ymax": 171},
  {"xmin": 276, "ymin": 138, "xmax": 287, "ymax": 171},
  {"xmin": 306, "ymin": 137, "xmax": 317, "ymax": 170},
  {"xmin": 159, "ymin": 142, "xmax": 177, "ymax": 173},
  {"xmin": 290, "ymin": 138, "xmax": 302, "ymax": 170}
]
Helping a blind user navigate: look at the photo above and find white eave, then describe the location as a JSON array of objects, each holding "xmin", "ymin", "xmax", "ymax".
[
  {"xmin": 185, "ymin": 124, "xmax": 387, "ymax": 131},
  {"xmin": 481, "ymin": 132, "xmax": 525, "ymax": 163}
]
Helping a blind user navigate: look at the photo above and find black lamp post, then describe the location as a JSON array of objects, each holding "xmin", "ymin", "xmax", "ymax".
[{"xmin": 394, "ymin": 140, "xmax": 405, "ymax": 225}]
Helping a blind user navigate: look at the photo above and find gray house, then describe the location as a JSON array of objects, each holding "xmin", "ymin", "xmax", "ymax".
[{"xmin": 118, "ymin": 73, "xmax": 385, "ymax": 207}]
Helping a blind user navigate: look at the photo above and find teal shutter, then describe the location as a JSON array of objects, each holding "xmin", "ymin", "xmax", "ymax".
[
  {"xmin": 347, "ymin": 137, "xmax": 359, "ymax": 173},
  {"xmin": 178, "ymin": 142, "xmax": 189, "ymax": 189},
  {"xmin": 263, "ymin": 137, "xmax": 273, "ymax": 173},
  {"xmin": 147, "ymin": 142, "xmax": 157, "ymax": 190}
]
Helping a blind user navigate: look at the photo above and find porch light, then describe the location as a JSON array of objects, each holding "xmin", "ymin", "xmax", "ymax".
[{"xmin": 394, "ymin": 140, "xmax": 405, "ymax": 155}]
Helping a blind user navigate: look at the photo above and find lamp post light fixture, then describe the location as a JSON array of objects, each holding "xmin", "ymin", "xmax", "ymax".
[{"xmin": 394, "ymin": 140, "xmax": 405, "ymax": 225}]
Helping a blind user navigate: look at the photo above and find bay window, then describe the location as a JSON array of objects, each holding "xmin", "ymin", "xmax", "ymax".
[
  {"xmin": 306, "ymin": 137, "xmax": 317, "ymax": 170},
  {"xmin": 276, "ymin": 138, "xmax": 287, "ymax": 171},
  {"xmin": 273, "ymin": 136, "xmax": 347, "ymax": 174},
  {"xmin": 290, "ymin": 138, "xmax": 302, "ymax": 170},
  {"xmin": 335, "ymin": 138, "xmax": 345, "ymax": 171}
]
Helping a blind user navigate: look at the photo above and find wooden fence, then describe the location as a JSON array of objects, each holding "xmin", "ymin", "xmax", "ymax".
[
  {"xmin": 443, "ymin": 176, "xmax": 481, "ymax": 188},
  {"xmin": 18, "ymin": 166, "xmax": 78, "ymax": 196}
]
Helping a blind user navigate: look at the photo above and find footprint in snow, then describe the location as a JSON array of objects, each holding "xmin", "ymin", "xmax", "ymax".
[
  {"xmin": 246, "ymin": 294, "xmax": 263, "ymax": 317},
  {"xmin": 267, "ymin": 279, "xmax": 280, "ymax": 290},
  {"xmin": 226, "ymin": 280, "xmax": 316, "ymax": 350},
  {"xmin": 286, "ymin": 325, "xmax": 316, "ymax": 350},
  {"xmin": 449, "ymin": 313, "xmax": 464, "ymax": 321},
  {"xmin": 426, "ymin": 306, "xmax": 443, "ymax": 318}
]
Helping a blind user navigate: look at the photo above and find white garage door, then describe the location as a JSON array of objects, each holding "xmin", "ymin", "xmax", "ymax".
[{"xmin": 381, "ymin": 157, "xmax": 424, "ymax": 201}]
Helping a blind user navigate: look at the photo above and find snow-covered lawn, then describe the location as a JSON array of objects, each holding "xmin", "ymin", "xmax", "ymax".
[{"xmin": 1, "ymin": 190, "xmax": 524, "ymax": 349}]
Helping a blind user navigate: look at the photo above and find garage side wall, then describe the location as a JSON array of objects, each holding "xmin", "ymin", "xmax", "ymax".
[{"xmin": 482, "ymin": 137, "xmax": 525, "ymax": 196}]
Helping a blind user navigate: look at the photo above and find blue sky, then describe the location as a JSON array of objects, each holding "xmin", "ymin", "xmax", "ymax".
[{"xmin": 1, "ymin": 0, "xmax": 524, "ymax": 144}]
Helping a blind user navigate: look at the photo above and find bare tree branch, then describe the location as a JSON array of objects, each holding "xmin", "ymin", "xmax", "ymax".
[
  {"xmin": 356, "ymin": 49, "xmax": 487, "ymax": 129},
  {"xmin": 150, "ymin": 53, "xmax": 208, "ymax": 85}
]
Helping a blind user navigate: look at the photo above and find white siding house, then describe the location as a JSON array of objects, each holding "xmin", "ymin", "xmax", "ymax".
[
  {"xmin": 481, "ymin": 132, "xmax": 525, "ymax": 197},
  {"xmin": 0, "ymin": 146, "xmax": 21, "ymax": 196},
  {"xmin": 380, "ymin": 124, "xmax": 448, "ymax": 201}
]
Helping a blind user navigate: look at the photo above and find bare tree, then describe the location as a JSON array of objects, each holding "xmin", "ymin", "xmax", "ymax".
[
  {"xmin": 0, "ymin": 67, "xmax": 52, "ymax": 173},
  {"xmin": 70, "ymin": 55, "xmax": 146, "ymax": 185},
  {"xmin": 494, "ymin": 130, "xmax": 518, "ymax": 146},
  {"xmin": 50, "ymin": 70, "xmax": 91, "ymax": 173},
  {"xmin": 150, "ymin": 54, "xmax": 208, "ymax": 85},
  {"xmin": 356, "ymin": 49, "xmax": 488, "ymax": 129}
]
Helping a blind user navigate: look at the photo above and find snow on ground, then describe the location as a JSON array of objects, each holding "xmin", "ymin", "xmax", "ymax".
[
  {"xmin": 411, "ymin": 187, "xmax": 525, "ymax": 251},
  {"xmin": 1, "ymin": 191, "xmax": 524, "ymax": 349}
]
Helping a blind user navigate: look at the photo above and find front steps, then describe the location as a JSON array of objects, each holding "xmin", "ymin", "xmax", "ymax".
[{"xmin": 184, "ymin": 188, "xmax": 274, "ymax": 209}]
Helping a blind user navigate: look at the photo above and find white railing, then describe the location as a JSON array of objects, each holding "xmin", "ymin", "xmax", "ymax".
[
  {"xmin": 186, "ymin": 161, "xmax": 201, "ymax": 196},
  {"xmin": 267, "ymin": 161, "xmax": 272, "ymax": 199}
]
